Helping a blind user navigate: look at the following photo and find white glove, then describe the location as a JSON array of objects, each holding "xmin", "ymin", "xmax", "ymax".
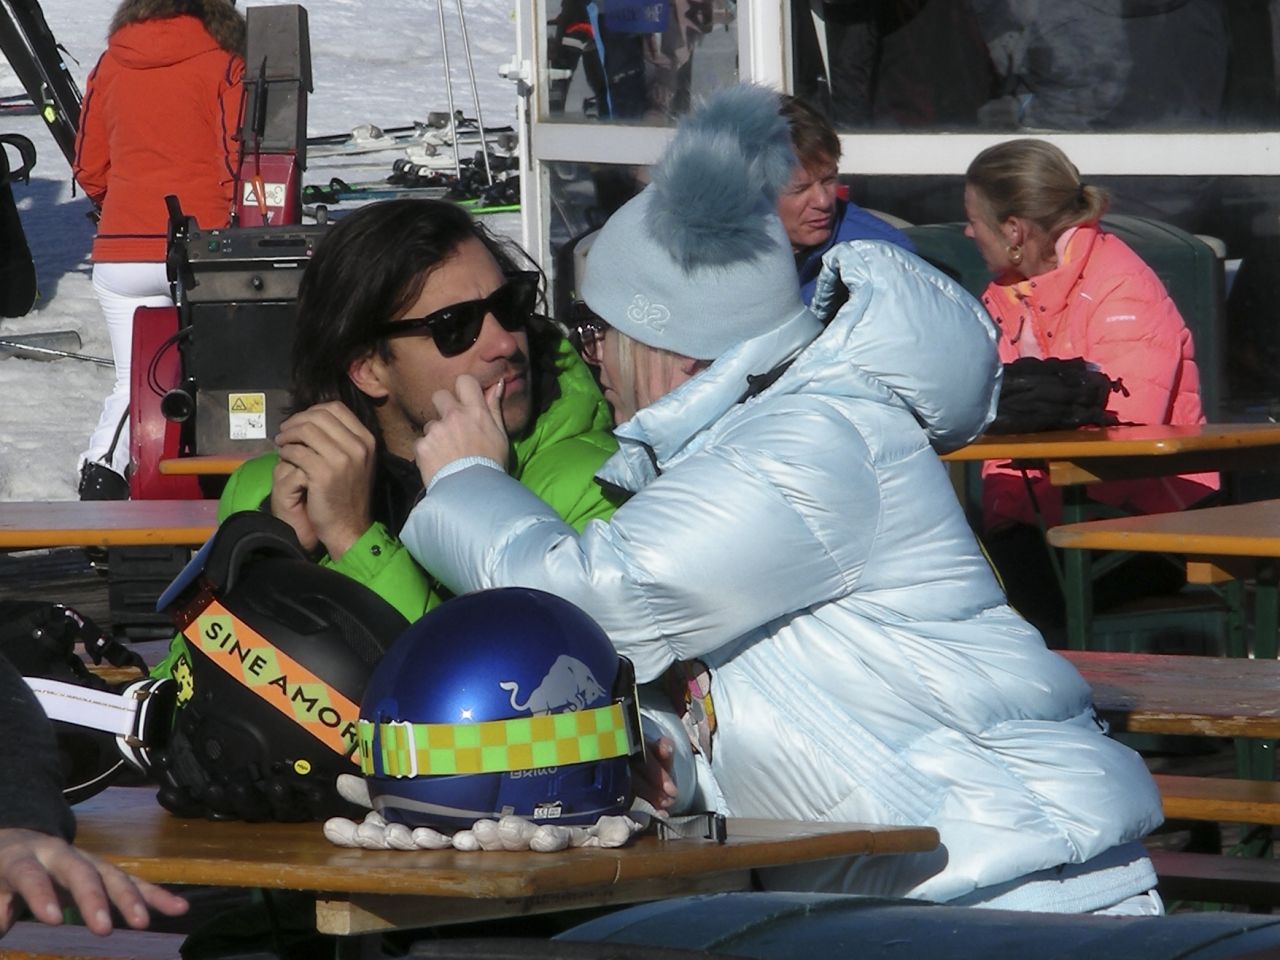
[{"xmin": 322, "ymin": 773, "xmax": 645, "ymax": 852}]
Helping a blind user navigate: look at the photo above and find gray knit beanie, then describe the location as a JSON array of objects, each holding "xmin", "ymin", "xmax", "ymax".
[{"xmin": 581, "ymin": 84, "xmax": 809, "ymax": 361}]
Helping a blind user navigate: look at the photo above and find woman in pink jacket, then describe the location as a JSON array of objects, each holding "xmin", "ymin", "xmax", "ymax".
[{"xmin": 964, "ymin": 138, "xmax": 1217, "ymax": 631}]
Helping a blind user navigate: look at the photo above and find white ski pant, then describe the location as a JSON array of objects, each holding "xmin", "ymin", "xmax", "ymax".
[{"xmin": 80, "ymin": 261, "xmax": 172, "ymax": 476}]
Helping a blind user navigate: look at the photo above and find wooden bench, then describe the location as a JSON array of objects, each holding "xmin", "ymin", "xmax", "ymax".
[
  {"xmin": 1155, "ymin": 773, "xmax": 1280, "ymax": 825},
  {"xmin": 1149, "ymin": 850, "xmax": 1280, "ymax": 907},
  {"xmin": 1148, "ymin": 775, "xmax": 1280, "ymax": 907},
  {"xmin": 0, "ymin": 921, "xmax": 185, "ymax": 959}
]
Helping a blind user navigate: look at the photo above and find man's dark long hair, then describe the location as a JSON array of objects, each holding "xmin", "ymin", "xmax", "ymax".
[{"xmin": 291, "ymin": 199, "xmax": 544, "ymax": 443}]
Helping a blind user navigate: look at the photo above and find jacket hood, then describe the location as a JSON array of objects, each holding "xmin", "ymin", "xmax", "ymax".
[
  {"xmin": 805, "ymin": 241, "xmax": 1001, "ymax": 452},
  {"xmin": 109, "ymin": 6, "xmax": 243, "ymax": 67}
]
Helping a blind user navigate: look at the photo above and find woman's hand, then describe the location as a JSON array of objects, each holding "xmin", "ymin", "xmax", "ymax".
[
  {"xmin": 631, "ymin": 736, "xmax": 679, "ymax": 813},
  {"xmin": 415, "ymin": 375, "xmax": 511, "ymax": 488},
  {"xmin": 0, "ymin": 828, "xmax": 188, "ymax": 936}
]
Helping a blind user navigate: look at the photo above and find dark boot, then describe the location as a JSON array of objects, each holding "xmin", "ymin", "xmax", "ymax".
[{"xmin": 78, "ymin": 461, "xmax": 129, "ymax": 501}]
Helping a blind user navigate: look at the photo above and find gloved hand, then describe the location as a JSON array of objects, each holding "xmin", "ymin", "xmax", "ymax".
[{"xmin": 322, "ymin": 774, "xmax": 647, "ymax": 852}]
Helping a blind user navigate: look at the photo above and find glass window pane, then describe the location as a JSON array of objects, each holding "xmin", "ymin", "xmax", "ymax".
[
  {"xmin": 791, "ymin": 2, "xmax": 1280, "ymax": 134},
  {"xmin": 541, "ymin": 1, "xmax": 739, "ymax": 124},
  {"xmin": 544, "ymin": 160, "xmax": 647, "ymax": 315},
  {"xmin": 546, "ymin": 159, "xmax": 1280, "ymax": 418}
]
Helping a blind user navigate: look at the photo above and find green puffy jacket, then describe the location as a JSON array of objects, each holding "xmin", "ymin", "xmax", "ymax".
[{"xmin": 152, "ymin": 338, "xmax": 618, "ymax": 679}]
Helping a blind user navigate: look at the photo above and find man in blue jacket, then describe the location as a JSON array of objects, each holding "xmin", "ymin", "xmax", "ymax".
[{"xmin": 778, "ymin": 94, "xmax": 915, "ymax": 302}]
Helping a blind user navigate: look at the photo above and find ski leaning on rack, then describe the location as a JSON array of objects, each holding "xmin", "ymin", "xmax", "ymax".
[{"xmin": 0, "ymin": 0, "xmax": 82, "ymax": 169}]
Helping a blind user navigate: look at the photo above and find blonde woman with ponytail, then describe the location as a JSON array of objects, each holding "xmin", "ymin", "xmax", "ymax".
[{"xmin": 964, "ymin": 138, "xmax": 1217, "ymax": 629}]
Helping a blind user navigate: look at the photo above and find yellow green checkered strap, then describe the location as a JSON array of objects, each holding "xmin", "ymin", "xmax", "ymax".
[{"xmin": 358, "ymin": 700, "xmax": 640, "ymax": 778}]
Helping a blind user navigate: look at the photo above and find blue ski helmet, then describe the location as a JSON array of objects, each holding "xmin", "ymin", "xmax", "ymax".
[{"xmin": 358, "ymin": 588, "xmax": 641, "ymax": 832}]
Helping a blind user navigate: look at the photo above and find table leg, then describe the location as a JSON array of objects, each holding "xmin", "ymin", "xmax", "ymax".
[
  {"xmin": 1244, "ymin": 566, "xmax": 1279, "ymax": 781},
  {"xmin": 1224, "ymin": 579, "xmax": 1248, "ymax": 658},
  {"xmin": 1060, "ymin": 489, "xmax": 1093, "ymax": 651},
  {"xmin": 1254, "ymin": 565, "xmax": 1277, "ymax": 661}
]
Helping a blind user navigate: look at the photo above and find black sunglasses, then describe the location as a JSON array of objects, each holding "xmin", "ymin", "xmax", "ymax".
[{"xmin": 367, "ymin": 271, "xmax": 541, "ymax": 357}]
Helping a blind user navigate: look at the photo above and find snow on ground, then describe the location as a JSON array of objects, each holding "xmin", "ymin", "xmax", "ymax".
[{"xmin": 0, "ymin": 0, "xmax": 518, "ymax": 500}]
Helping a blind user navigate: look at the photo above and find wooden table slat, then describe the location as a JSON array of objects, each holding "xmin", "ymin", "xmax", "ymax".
[
  {"xmin": 159, "ymin": 454, "xmax": 250, "ymax": 476},
  {"xmin": 1063, "ymin": 650, "xmax": 1280, "ymax": 739},
  {"xmin": 939, "ymin": 423, "xmax": 1280, "ymax": 463},
  {"xmin": 1047, "ymin": 498, "xmax": 1280, "ymax": 558}
]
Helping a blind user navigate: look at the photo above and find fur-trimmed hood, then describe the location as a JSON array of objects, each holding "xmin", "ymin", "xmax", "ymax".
[{"xmin": 109, "ymin": 0, "xmax": 244, "ymax": 55}]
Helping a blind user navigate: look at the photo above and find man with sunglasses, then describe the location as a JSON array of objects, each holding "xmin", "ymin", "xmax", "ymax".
[{"xmin": 152, "ymin": 199, "xmax": 619, "ymax": 680}]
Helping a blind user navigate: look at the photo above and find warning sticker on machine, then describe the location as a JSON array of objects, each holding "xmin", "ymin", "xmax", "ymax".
[{"xmin": 229, "ymin": 393, "xmax": 267, "ymax": 440}]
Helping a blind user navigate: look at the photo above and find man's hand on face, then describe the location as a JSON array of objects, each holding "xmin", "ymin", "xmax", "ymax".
[
  {"xmin": 273, "ymin": 402, "xmax": 377, "ymax": 561},
  {"xmin": 414, "ymin": 375, "xmax": 511, "ymax": 489},
  {"xmin": 0, "ymin": 828, "xmax": 188, "ymax": 936},
  {"xmin": 270, "ymin": 458, "xmax": 320, "ymax": 554}
]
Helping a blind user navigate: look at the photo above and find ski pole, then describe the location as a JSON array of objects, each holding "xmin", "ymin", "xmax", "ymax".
[
  {"xmin": 433, "ymin": 0, "xmax": 463, "ymax": 181},
  {"xmin": 453, "ymin": 0, "xmax": 493, "ymax": 186},
  {"xmin": 0, "ymin": 337, "xmax": 111, "ymax": 365}
]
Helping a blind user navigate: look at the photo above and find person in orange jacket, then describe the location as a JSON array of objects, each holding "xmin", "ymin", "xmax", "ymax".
[{"xmin": 73, "ymin": 0, "xmax": 245, "ymax": 499}]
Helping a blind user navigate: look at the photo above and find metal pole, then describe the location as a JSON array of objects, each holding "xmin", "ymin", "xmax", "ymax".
[
  {"xmin": 453, "ymin": 0, "xmax": 493, "ymax": 186},
  {"xmin": 433, "ymin": 0, "xmax": 463, "ymax": 180},
  {"xmin": 0, "ymin": 337, "xmax": 111, "ymax": 365}
]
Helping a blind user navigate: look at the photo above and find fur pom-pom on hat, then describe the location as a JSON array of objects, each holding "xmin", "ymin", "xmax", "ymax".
[
  {"xmin": 645, "ymin": 84, "xmax": 797, "ymax": 271},
  {"xmin": 582, "ymin": 84, "xmax": 811, "ymax": 361}
]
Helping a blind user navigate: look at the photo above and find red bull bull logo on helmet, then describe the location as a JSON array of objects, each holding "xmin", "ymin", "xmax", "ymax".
[{"xmin": 499, "ymin": 655, "xmax": 606, "ymax": 714}]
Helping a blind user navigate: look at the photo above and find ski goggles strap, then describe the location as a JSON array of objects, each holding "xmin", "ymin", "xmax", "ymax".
[
  {"xmin": 359, "ymin": 698, "xmax": 642, "ymax": 778},
  {"xmin": 25, "ymin": 675, "xmax": 176, "ymax": 774}
]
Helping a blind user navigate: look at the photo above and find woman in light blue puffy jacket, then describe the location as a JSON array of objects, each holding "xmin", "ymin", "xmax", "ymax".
[{"xmin": 400, "ymin": 85, "xmax": 1163, "ymax": 912}]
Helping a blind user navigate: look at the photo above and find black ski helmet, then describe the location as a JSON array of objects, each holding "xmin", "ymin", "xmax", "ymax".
[{"xmin": 155, "ymin": 512, "xmax": 408, "ymax": 822}]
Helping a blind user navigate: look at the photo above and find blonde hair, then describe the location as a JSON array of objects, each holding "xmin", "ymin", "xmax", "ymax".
[
  {"xmin": 965, "ymin": 139, "xmax": 1109, "ymax": 240},
  {"xmin": 610, "ymin": 332, "xmax": 699, "ymax": 418}
]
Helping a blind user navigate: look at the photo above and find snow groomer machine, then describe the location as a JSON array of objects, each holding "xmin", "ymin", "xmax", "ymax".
[{"xmin": 118, "ymin": 4, "xmax": 331, "ymax": 637}]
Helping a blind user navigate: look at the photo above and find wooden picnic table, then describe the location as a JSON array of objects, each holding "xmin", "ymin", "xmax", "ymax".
[
  {"xmin": 0, "ymin": 499, "xmax": 218, "ymax": 549},
  {"xmin": 1049, "ymin": 498, "xmax": 1280, "ymax": 662},
  {"xmin": 74, "ymin": 786, "xmax": 939, "ymax": 937},
  {"xmin": 943, "ymin": 423, "xmax": 1280, "ymax": 650}
]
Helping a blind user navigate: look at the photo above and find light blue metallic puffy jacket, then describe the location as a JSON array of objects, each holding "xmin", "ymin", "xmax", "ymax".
[{"xmin": 401, "ymin": 241, "xmax": 1163, "ymax": 905}]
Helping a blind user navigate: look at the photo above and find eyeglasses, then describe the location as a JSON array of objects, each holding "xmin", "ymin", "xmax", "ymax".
[
  {"xmin": 366, "ymin": 271, "xmax": 541, "ymax": 357},
  {"xmin": 566, "ymin": 301, "xmax": 611, "ymax": 366}
]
